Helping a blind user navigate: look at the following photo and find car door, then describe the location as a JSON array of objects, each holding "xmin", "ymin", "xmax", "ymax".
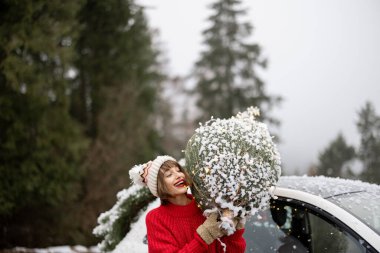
[{"xmin": 244, "ymin": 198, "xmax": 376, "ymax": 253}]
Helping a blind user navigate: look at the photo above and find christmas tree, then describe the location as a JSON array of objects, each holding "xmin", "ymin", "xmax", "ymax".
[
  {"xmin": 185, "ymin": 107, "xmax": 281, "ymax": 234},
  {"xmin": 93, "ymin": 185, "xmax": 155, "ymax": 252}
]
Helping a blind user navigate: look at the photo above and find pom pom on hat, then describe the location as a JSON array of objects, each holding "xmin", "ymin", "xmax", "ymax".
[
  {"xmin": 129, "ymin": 155, "xmax": 176, "ymax": 197},
  {"xmin": 129, "ymin": 163, "xmax": 148, "ymax": 187}
]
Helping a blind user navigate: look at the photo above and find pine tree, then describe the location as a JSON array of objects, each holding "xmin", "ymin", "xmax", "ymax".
[
  {"xmin": 357, "ymin": 102, "xmax": 380, "ymax": 184},
  {"xmin": 193, "ymin": 0, "xmax": 281, "ymax": 123},
  {"xmin": 93, "ymin": 186, "xmax": 155, "ymax": 252},
  {"xmin": 0, "ymin": 0, "xmax": 88, "ymax": 246},
  {"xmin": 71, "ymin": 0, "xmax": 165, "ymax": 243},
  {"xmin": 317, "ymin": 133, "xmax": 356, "ymax": 178},
  {"xmin": 72, "ymin": 0, "xmax": 163, "ymax": 138}
]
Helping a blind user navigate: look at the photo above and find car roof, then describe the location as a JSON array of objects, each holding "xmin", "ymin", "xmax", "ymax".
[{"xmin": 276, "ymin": 175, "xmax": 380, "ymax": 199}]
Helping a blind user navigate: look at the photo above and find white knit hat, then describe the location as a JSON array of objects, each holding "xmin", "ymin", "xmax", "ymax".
[{"xmin": 129, "ymin": 155, "xmax": 176, "ymax": 197}]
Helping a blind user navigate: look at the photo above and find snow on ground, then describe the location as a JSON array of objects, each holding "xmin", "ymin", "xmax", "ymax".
[{"xmin": 3, "ymin": 246, "xmax": 100, "ymax": 253}]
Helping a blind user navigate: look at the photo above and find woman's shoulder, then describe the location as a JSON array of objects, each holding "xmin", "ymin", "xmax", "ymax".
[
  {"xmin": 145, "ymin": 204, "xmax": 174, "ymax": 230},
  {"xmin": 146, "ymin": 204, "xmax": 164, "ymax": 221}
]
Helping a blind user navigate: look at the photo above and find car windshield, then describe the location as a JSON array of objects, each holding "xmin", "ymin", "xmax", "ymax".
[{"xmin": 327, "ymin": 191, "xmax": 380, "ymax": 235}]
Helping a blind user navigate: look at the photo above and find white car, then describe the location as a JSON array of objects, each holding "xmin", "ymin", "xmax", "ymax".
[{"xmin": 115, "ymin": 176, "xmax": 380, "ymax": 253}]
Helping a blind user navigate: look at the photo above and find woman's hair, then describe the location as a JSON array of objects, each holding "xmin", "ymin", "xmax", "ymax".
[{"xmin": 157, "ymin": 160, "xmax": 191, "ymax": 204}]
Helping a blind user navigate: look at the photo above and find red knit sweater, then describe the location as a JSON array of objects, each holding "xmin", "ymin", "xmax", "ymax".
[{"xmin": 145, "ymin": 197, "xmax": 246, "ymax": 253}]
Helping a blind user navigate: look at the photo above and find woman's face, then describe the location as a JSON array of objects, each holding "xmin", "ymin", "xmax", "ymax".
[{"xmin": 162, "ymin": 166, "xmax": 188, "ymax": 197}]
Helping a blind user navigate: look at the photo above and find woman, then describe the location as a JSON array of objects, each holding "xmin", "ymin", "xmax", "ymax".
[{"xmin": 129, "ymin": 155, "xmax": 246, "ymax": 253}]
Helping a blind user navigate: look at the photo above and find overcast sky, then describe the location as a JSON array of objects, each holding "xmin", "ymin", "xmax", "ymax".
[{"xmin": 138, "ymin": 0, "xmax": 380, "ymax": 174}]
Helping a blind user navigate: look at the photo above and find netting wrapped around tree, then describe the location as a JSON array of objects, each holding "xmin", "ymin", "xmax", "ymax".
[{"xmin": 185, "ymin": 107, "xmax": 281, "ymax": 234}]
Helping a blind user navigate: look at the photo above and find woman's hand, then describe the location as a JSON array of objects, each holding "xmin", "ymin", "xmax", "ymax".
[
  {"xmin": 196, "ymin": 213, "xmax": 223, "ymax": 244},
  {"xmin": 233, "ymin": 217, "xmax": 246, "ymax": 230}
]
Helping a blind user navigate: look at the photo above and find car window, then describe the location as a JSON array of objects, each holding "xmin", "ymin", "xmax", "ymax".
[
  {"xmin": 308, "ymin": 211, "xmax": 365, "ymax": 252},
  {"xmin": 244, "ymin": 199, "xmax": 371, "ymax": 253},
  {"xmin": 244, "ymin": 200, "xmax": 310, "ymax": 253}
]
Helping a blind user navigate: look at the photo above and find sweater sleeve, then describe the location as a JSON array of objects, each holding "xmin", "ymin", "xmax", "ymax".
[
  {"xmin": 221, "ymin": 228, "xmax": 246, "ymax": 253},
  {"xmin": 146, "ymin": 212, "xmax": 208, "ymax": 253}
]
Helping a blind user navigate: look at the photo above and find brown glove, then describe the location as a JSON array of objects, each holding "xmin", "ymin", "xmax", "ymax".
[
  {"xmin": 232, "ymin": 217, "xmax": 246, "ymax": 230},
  {"xmin": 196, "ymin": 213, "xmax": 224, "ymax": 245}
]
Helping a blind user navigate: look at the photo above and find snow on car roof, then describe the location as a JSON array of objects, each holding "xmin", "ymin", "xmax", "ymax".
[
  {"xmin": 276, "ymin": 175, "xmax": 380, "ymax": 199},
  {"xmin": 276, "ymin": 176, "xmax": 380, "ymax": 235}
]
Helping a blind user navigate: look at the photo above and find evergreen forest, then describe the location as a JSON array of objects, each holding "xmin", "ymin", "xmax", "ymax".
[{"xmin": 1, "ymin": 0, "xmax": 379, "ymax": 248}]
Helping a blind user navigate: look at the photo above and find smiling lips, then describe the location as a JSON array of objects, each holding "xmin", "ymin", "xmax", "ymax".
[{"xmin": 174, "ymin": 179, "xmax": 188, "ymax": 188}]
